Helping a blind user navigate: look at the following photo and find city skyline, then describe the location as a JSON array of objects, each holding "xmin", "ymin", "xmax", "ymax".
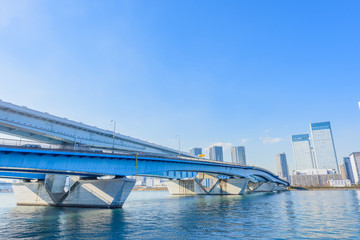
[
  {"xmin": 231, "ymin": 146, "xmax": 246, "ymax": 165},
  {"xmin": 310, "ymin": 122, "xmax": 339, "ymax": 172},
  {"xmin": 292, "ymin": 121, "xmax": 340, "ymax": 173},
  {"xmin": 276, "ymin": 153, "xmax": 289, "ymax": 182},
  {"xmin": 209, "ymin": 146, "xmax": 224, "ymax": 162},
  {"xmin": 292, "ymin": 134, "xmax": 314, "ymax": 170},
  {"xmin": 190, "ymin": 147, "xmax": 202, "ymax": 157}
]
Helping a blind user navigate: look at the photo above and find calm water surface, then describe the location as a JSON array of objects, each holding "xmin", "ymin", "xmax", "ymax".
[{"xmin": 1, "ymin": 190, "xmax": 360, "ymax": 239}]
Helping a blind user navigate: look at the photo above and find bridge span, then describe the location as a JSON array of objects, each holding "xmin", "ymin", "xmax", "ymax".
[
  {"xmin": 0, "ymin": 100, "xmax": 289, "ymax": 208},
  {"xmin": 0, "ymin": 145, "xmax": 288, "ymax": 208}
]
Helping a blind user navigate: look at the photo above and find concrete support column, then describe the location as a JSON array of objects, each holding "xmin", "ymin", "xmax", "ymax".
[
  {"xmin": 273, "ymin": 184, "xmax": 288, "ymax": 191},
  {"xmin": 12, "ymin": 180, "xmax": 54, "ymax": 206},
  {"xmin": 166, "ymin": 179, "xmax": 207, "ymax": 195},
  {"xmin": 208, "ymin": 178, "xmax": 249, "ymax": 195},
  {"xmin": 251, "ymin": 182, "xmax": 276, "ymax": 192},
  {"xmin": 12, "ymin": 175, "xmax": 135, "ymax": 208}
]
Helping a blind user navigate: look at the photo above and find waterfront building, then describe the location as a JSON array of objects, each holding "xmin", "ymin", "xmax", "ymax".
[
  {"xmin": 209, "ymin": 146, "xmax": 223, "ymax": 162},
  {"xmin": 293, "ymin": 169, "xmax": 337, "ymax": 175},
  {"xmin": 328, "ymin": 179, "xmax": 351, "ymax": 187},
  {"xmin": 231, "ymin": 146, "xmax": 246, "ymax": 165},
  {"xmin": 310, "ymin": 121, "xmax": 339, "ymax": 173},
  {"xmin": 276, "ymin": 153, "xmax": 289, "ymax": 182},
  {"xmin": 339, "ymin": 164, "xmax": 348, "ymax": 180},
  {"xmin": 349, "ymin": 152, "xmax": 360, "ymax": 184},
  {"xmin": 190, "ymin": 148, "xmax": 202, "ymax": 156},
  {"xmin": 291, "ymin": 172, "xmax": 342, "ymax": 187},
  {"xmin": 292, "ymin": 134, "xmax": 314, "ymax": 170},
  {"xmin": 344, "ymin": 157, "xmax": 355, "ymax": 184}
]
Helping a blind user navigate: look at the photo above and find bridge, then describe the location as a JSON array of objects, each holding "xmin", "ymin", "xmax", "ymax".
[{"xmin": 0, "ymin": 100, "xmax": 289, "ymax": 208}]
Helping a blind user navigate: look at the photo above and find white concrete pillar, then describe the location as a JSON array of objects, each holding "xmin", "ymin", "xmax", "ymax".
[
  {"xmin": 166, "ymin": 179, "xmax": 207, "ymax": 195},
  {"xmin": 12, "ymin": 177, "xmax": 135, "ymax": 208},
  {"xmin": 208, "ymin": 178, "xmax": 249, "ymax": 195},
  {"xmin": 13, "ymin": 180, "xmax": 54, "ymax": 206}
]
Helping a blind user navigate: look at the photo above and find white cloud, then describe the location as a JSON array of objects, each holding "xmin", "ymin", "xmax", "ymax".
[
  {"xmin": 265, "ymin": 129, "xmax": 272, "ymax": 133},
  {"xmin": 260, "ymin": 137, "xmax": 282, "ymax": 144},
  {"xmin": 205, "ymin": 142, "xmax": 232, "ymax": 151}
]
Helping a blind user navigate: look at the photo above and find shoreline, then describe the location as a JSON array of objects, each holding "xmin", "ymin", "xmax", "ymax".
[{"xmin": 289, "ymin": 187, "xmax": 360, "ymax": 191}]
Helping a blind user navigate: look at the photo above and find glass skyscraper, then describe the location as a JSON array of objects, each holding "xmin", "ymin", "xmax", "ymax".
[
  {"xmin": 344, "ymin": 157, "xmax": 355, "ymax": 183},
  {"xmin": 209, "ymin": 146, "xmax": 223, "ymax": 162},
  {"xmin": 276, "ymin": 153, "xmax": 289, "ymax": 182},
  {"xmin": 310, "ymin": 121, "xmax": 339, "ymax": 173},
  {"xmin": 190, "ymin": 148, "xmax": 202, "ymax": 156},
  {"xmin": 231, "ymin": 146, "xmax": 246, "ymax": 165},
  {"xmin": 292, "ymin": 134, "xmax": 314, "ymax": 170}
]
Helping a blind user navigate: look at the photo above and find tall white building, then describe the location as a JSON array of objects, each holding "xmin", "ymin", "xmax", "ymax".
[
  {"xmin": 310, "ymin": 122, "xmax": 339, "ymax": 173},
  {"xmin": 209, "ymin": 146, "xmax": 223, "ymax": 162},
  {"xmin": 231, "ymin": 146, "xmax": 246, "ymax": 165},
  {"xmin": 349, "ymin": 152, "xmax": 360, "ymax": 184},
  {"xmin": 190, "ymin": 148, "xmax": 202, "ymax": 156},
  {"xmin": 292, "ymin": 134, "xmax": 314, "ymax": 170},
  {"xmin": 276, "ymin": 153, "xmax": 289, "ymax": 182}
]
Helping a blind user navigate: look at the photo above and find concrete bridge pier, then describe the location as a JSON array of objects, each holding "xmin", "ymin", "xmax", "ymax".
[
  {"xmin": 246, "ymin": 182, "xmax": 276, "ymax": 193},
  {"xmin": 166, "ymin": 174, "xmax": 249, "ymax": 195},
  {"xmin": 12, "ymin": 174, "xmax": 135, "ymax": 208},
  {"xmin": 208, "ymin": 178, "xmax": 249, "ymax": 195},
  {"xmin": 166, "ymin": 179, "xmax": 207, "ymax": 195}
]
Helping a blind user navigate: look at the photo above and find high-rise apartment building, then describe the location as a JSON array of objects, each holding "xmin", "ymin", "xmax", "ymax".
[
  {"xmin": 344, "ymin": 157, "xmax": 355, "ymax": 183},
  {"xmin": 276, "ymin": 153, "xmax": 289, "ymax": 182},
  {"xmin": 231, "ymin": 146, "xmax": 246, "ymax": 165},
  {"xmin": 190, "ymin": 148, "xmax": 202, "ymax": 156},
  {"xmin": 349, "ymin": 153, "xmax": 360, "ymax": 184},
  {"xmin": 209, "ymin": 146, "xmax": 223, "ymax": 162},
  {"xmin": 310, "ymin": 122, "xmax": 339, "ymax": 172},
  {"xmin": 292, "ymin": 134, "xmax": 314, "ymax": 170}
]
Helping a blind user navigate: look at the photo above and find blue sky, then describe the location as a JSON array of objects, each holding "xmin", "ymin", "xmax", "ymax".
[{"xmin": 0, "ymin": 1, "xmax": 359, "ymax": 173}]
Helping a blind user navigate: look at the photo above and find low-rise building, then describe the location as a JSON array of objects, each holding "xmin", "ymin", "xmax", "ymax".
[{"xmin": 328, "ymin": 179, "xmax": 351, "ymax": 187}]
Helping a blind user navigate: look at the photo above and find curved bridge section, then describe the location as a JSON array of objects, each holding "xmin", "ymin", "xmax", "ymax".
[
  {"xmin": 0, "ymin": 100, "xmax": 289, "ymax": 208},
  {"xmin": 0, "ymin": 147, "xmax": 288, "ymax": 186}
]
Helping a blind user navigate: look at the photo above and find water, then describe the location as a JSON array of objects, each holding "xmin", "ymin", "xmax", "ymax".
[{"xmin": 1, "ymin": 190, "xmax": 360, "ymax": 239}]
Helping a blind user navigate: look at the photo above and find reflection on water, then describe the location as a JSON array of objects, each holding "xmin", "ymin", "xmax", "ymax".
[{"xmin": 1, "ymin": 190, "xmax": 360, "ymax": 239}]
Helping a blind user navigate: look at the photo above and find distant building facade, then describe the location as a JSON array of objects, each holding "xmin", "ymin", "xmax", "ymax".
[
  {"xmin": 344, "ymin": 157, "xmax": 355, "ymax": 184},
  {"xmin": 209, "ymin": 146, "xmax": 223, "ymax": 162},
  {"xmin": 328, "ymin": 179, "xmax": 351, "ymax": 187},
  {"xmin": 276, "ymin": 153, "xmax": 289, "ymax": 182},
  {"xmin": 310, "ymin": 122, "xmax": 339, "ymax": 172},
  {"xmin": 190, "ymin": 148, "xmax": 202, "ymax": 156},
  {"xmin": 291, "ymin": 173, "xmax": 342, "ymax": 187},
  {"xmin": 231, "ymin": 146, "xmax": 246, "ymax": 165},
  {"xmin": 339, "ymin": 164, "xmax": 348, "ymax": 180},
  {"xmin": 349, "ymin": 152, "xmax": 360, "ymax": 184},
  {"xmin": 292, "ymin": 134, "xmax": 314, "ymax": 170}
]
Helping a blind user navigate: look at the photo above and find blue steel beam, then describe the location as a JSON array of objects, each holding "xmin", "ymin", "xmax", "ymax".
[
  {"xmin": 0, "ymin": 171, "xmax": 45, "ymax": 180},
  {"xmin": 0, "ymin": 147, "xmax": 289, "ymax": 186}
]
